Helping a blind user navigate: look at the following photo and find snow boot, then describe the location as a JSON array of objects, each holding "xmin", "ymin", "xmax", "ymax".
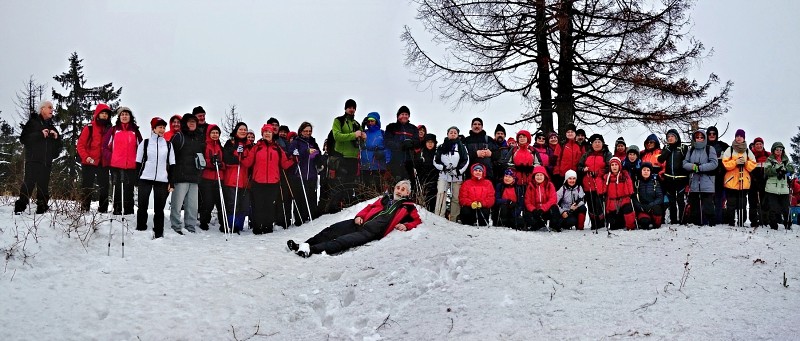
[
  {"xmin": 287, "ymin": 240, "xmax": 300, "ymax": 252},
  {"xmin": 296, "ymin": 243, "xmax": 312, "ymax": 258}
]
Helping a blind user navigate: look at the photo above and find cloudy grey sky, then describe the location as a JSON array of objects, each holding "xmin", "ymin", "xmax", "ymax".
[{"xmin": 1, "ymin": 0, "xmax": 798, "ymax": 147}]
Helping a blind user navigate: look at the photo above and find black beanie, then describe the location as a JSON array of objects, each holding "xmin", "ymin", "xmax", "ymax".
[
  {"xmin": 472, "ymin": 117, "xmax": 483, "ymax": 125},
  {"xmin": 278, "ymin": 125, "xmax": 289, "ymax": 133},
  {"xmin": 495, "ymin": 124, "xmax": 506, "ymax": 135},
  {"xmin": 397, "ymin": 105, "xmax": 410, "ymax": 117},
  {"xmin": 267, "ymin": 117, "xmax": 279, "ymax": 125},
  {"xmin": 192, "ymin": 106, "xmax": 205, "ymax": 115},
  {"xmin": 576, "ymin": 129, "xmax": 586, "ymax": 136},
  {"xmin": 615, "ymin": 137, "xmax": 626, "ymax": 146},
  {"xmin": 344, "ymin": 99, "xmax": 357, "ymax": 110},
  {"xmin": 588, "ymin": 133, "xmax": 604, "ymax": 144},
  {"xmin": 565, "ymin": 123, "xmax": 577, "ymax": 133}
]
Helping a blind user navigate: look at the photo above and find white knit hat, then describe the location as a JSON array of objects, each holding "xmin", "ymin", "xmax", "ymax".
[{"xmin": 564, "ymin": 169, "xmax": 577, "ymax": 183}]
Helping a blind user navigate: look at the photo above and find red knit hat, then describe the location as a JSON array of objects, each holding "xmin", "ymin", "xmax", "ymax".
[
  {"xmin": 261, "ymin": 124, "xmax": 274, "ymax": 134},
  {"xmin": 754, "ymin": 137, "xmax": 764, "ymax": 145},
  {"xmin": 150, "ymin": 117, "xmax": 167, "ymax": 129}
]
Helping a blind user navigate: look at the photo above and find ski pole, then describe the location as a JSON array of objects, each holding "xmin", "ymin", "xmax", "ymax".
[
  {"xmin": 214, "ymin": 159, "xmax": 230, "ymax": 240},
  {"xmin": 107, "ymin": 178, "xmax": 115, "ymax": 256},
  {"xmin": 281, "ymin": 168, "xmax": 304, "ymax": 227},
  {"xmin": 232, "ymin": 148, "xmax": 242, "ymax": 234},
  {"xmin": 296, "ymin": 156, "xmax": 314, "ymax": 223},
  {"xmin": 120, "ymin": 170, "xmax": 125, "ymax": 258}
]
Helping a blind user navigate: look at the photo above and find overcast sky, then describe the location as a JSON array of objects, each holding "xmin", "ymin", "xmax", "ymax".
[{"xmin": 1, "ymin": 0, "xmax": 798, "ymax": 148}]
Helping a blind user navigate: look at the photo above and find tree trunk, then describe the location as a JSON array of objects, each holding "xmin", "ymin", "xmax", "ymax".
[
  {"xmin": 555, "ymin": 0, "xmax": 575, "ymax": 136},
  {"xmin": 535, "ymin": 0, "xmax": 554, "ymax": 134}
]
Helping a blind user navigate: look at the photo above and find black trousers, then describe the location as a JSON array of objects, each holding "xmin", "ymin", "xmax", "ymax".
[
  {"xmin": 688, "ymin": 192, "xmax": 715, "ymax": 226},
  {"xmin": 460, "ymin": 206, "xmax": 491, "ymax": 226},
  {"xmin": 275, "ymin": 173, "xmax": 294, "ymax": 228},
  {"xmin": 251, "ymin": 183, "xmax": 280, "ymax": 233},
  {"xmin": 15, "ymin": 162, "xmax": 52, "ymax": 212},
  {"xmin": 725, "ymin": 189, "xmax": 748, "ymax": 225},
  {"xmin": 553, "ymin": 205, "xmax": 587, "ymax": 229},
  {"xmin": 111, "ymin": 168, "xmax": 137, "ymax": 215},
  {"xmin": 306, "ymin": 219, "xmax": 385, "ymax": 255},
  {"xmin": 81, "ymin": 165, "xmax": 110, "ymax": 211},
  {"xmin": 662, "ymin": 176, "xmax": 688, "ymax": 224},
  {"xmin": 291, "ymin": 178, "xmax": 318, "ymax": 225},
  {"xmin": 763, "ymin": 193, "xmax": 790, "ymax": 228},
  {"xmin": 137, "ymin": 180, "xmax": 169, "ymax": 236},
  {"xmin": 199, "ymin": 179, "xmax": 225, "ymax": 228}
]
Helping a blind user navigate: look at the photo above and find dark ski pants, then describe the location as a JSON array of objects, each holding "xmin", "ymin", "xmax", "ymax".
[
  {"xmin": 199, "ymin": 179, "xmax": 225, "ymax": 229},
  {"xmin": 688, "ymin": 192, "xmax": 715, "ymax": 226},
  {"xmin": 585, "ymin": 190, "xmax": 605, "ymax": 229},
  {"xmin": 15, "ymin": 162, "xmax": 52, "ymax": 213},
  {"xmin": 137, "ymin": 180, "xmax": 169, "ymax": 236},
  {"xmin": 111, "ymin": 168, "xmax": 137, "ymax": 215},
  {"xmin": 251, "ymin": 183, "xmax": 280, "ymax": 233},
  {"xmin": 306, "ymin": 219, "xmax": 385, "ymax": 255},
  {"xmin": 635, "ymin": 205, "xmax": 663, "ymax": 229},
  {"xmin": 524, "ymin": 206, "xmax": 560, "ymax": 230},
  {"xmin": 493, "ymin": 202, "xmax": 523, "ymax": 228},
  {"xmin": 460, "ymin": 206, "xmax": 490, "ymax": 226},
  {"xmin": 81, "ymin": 165, "xmax": 110, "ymax": 212},
  {"xmin": 725, "ymin": 189, "xmax": 748, "ymax": 226},
  {"xmin": 662, "ymin": 175, "xmax": 688, "ymax": 224},
  {"xmin": 224, "ymin": 185, "xmax": 251, "ymax": 232},
  {"xmin": 290, "ymin": 178, "xmax": 318, "ymax": 226},
  {"xmin": 553, "ymin": 205, "xmax": 587, "ymax": 230},
  {"xmin": 275, "ymin": 173, "xmax": 293, "ymax": 228},
  {"xmin": 605, "ymin": 202, "xmax": 635, "ymax": 230},
  {"xmin": 763, "ymin": 193, "xmax": 790, "ymax": 229}
]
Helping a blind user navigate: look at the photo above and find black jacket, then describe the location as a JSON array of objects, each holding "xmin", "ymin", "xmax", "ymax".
[
  {"xmin": 20, "ymin": 114, "xmax": 62, "ymax": 166},
  {"xmin": 384, "ymin": 121, "xmax": 419, "ymax": 165},
  {"xmin": 170, "ymin": 126, "xmax": 206, "ymax": 183}
]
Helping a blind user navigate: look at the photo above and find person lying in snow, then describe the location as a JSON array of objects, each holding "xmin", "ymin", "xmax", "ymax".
[{"xmin": 287, "ymin": 180, "xmax": 422, "ymax": 257}]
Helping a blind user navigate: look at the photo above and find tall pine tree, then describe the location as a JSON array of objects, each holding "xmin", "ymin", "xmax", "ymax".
[
  {"xmin": 790, "ymin": 126, "xmax": 800, "ymax": 172},
  {"xmin": 51, "ymin": 52, "xmax": 122, "ymax": 179}
]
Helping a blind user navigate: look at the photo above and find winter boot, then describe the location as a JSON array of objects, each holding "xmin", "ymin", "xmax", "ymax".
[
  {"xmin": 199, "ymin": 222, "xmax": 209, "ymax": 231},
  {"xmin": 577, "ymin": 213, "xmax": 586, "ymax": 230},
  {"xmin": 287, "ymin": 240, "xmax": 299, "ymax": 252},
  {"xmin": 35, "ymin": 204, "xmax": 49, "ymax": 215},
  {"xmin": 296, "ymin": 243, "xmax": 312, "ymax": 258},
  {"xmin": 624, "ymin": 212, "xmax": 636, "ymax": 230},
  {"xmin": 653, "ymin": 216, "xmax": 663, "ymax": 229}
]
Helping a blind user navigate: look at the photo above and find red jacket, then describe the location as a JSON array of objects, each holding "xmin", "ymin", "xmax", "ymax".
[
  {"xmin": 163, "ymin": 114, "xmax": 183, "ymax": 142},
  {"xmin": 76, "ymin": 104, "xmax": 113, "ymax": 166},
  {"xmin": 791, "ymin": 178, "xmax": 800, "ymax": 206},
  {"xmin": 599, "ymin": 171, "xmax": 634, "ymax": 212},
  {"xmin": 524, "ymin": 166, "xmax": 557, "ymax": 212},
  {"xmin": 222, "ymin": 138, "xmax": 255, "ymax": 188},
  {"xmin": 201, "ymin": 124, "xmax": 225, "ymax": 181},
  {"xmin": 459, "ymin": 164, "xmax": 496, "ymax": 208},
  {"xmin": 578, "ymin": 148, "xmax": 611, "ymax": 192},
  {"xmin": 355, "ymin": 197, "xmax": 422, "ymax": 237},
  {"xmin": 555, "ymin": 139, "xmax": 584, "ymax": 177},
  {"xmin": 102, "ymin": 122, "xmax": 143, "ymax": 170},
  {"xmin": 251, "ymin": 139, "xmax": 295, "ymax": 184}
]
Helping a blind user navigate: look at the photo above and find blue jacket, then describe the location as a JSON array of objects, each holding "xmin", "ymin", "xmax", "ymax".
[
  {"xmin": 359, "ymin": 112, "xmax": 391, "ymax": 171},
  {"xmin": 287, "ymin": 136, "xmax": 321, "ymax": 182}
]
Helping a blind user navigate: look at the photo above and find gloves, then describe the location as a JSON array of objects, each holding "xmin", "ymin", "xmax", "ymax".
[
  {"xmin": 692, "ymin": 164, "xmax": 699, "ymax": 173},
  {"xmin": 292, "ymin": 149, "xmax": 300, "ymax": 156},
  {"xmin": 777, "ymin": 169, "xmax": 786, "ymax": 179},
  {"xmin": 236, "ymin": 145, "xmax": 244, "ymax": 153},
  {"xmin": 736, "ymin": 157, "xmax": 746, "ymax": 165},
  {"xmin": 402, "ymin": 139, "xmax": 414, "ymax": 149},
  {"xmin": 211, "ymin": 154, "xmax": 219, "ymax": 165},
  {"xmin": 471, "ymin": 201, "xmax": 482, "ymax": 209}
]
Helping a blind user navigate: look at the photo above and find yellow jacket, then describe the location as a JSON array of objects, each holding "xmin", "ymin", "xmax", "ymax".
[{"xmin": 722, "ymin": 147, "xmax": 757, "ymax": 190}]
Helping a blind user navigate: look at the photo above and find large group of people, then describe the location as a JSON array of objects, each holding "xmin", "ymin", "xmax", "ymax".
[{"xmin": 13, "ymin": 99, "xmax": 800, "ymax": 245}]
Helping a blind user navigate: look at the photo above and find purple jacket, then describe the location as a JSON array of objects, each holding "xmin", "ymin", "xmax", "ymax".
[{"xmin": 287, "ymin": 136, "xmax": 321, "ymax": 182}]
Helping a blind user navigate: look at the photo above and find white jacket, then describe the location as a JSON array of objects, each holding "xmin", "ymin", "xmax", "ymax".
[
  {"xmin": 433, "ymin": 141, "xmax": 470, "ymax": 183},
  {"xmin": 136, "ymin": 133, "xmax": 175, "ymax": 183}
]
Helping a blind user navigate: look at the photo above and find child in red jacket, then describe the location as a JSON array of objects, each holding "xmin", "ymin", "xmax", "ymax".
[
  {"xmin": 459, "ymin": 163, "xmax": 495, "ymax": 226},
  {"xmin": 524, "ymin": 166, "xmax": 558, "ymax": 230},
  {"xmin": 493, "ymin": 169, "xmax": 523, "ymax": 229},
  {"xmin": 599, "ymin": 157, "xmax": 636, "ymax": 230}
]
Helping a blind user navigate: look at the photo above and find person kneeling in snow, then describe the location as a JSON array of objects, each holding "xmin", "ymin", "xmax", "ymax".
[{"xmin": 287, "ymin": 180, "xmax": 422, "ymax": 258}]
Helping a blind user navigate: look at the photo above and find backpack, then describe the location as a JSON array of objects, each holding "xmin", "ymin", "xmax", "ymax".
[
  {"xmin": 139, "ymin": 138, "xmax": 172, "ymax": 177},
  {"xmin": 325, "ymin": 115, "xmax": 353, "ymax": 157},
  {"xmin": 76, "ymin": 124, "xmax": 94, "ymax": 162}
]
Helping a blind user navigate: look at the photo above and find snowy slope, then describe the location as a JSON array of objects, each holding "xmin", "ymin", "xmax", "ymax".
[{"xmin": 1, "ymin": 198, "xmax": 799, "ymax": 340}]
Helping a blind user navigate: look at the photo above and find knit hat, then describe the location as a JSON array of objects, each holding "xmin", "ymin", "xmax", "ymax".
[
  {"xmin": 547, "ymin": 132, "xmax": 559, "ymax": 141},
  {"xmin": 447, "ymin": 126, "xmax": 460, "ymax": 134},
  {"xmin": 418, "ymin": 125, "xmax": 427, "ymax": 134},
  {"xmin": 735, "ymin": 129, "xmax": 745, "ymax": 138},
  {"xmin": 278, "ymin": 125, "xmax": 290, "ymax": 133},
  {"xmin": 627, "ymin": 145, "xmax": 640, "ymax": 155},
  {"xmin": 495, "ymin": 124, "xmax": 506, "ymax": 135},
  {"xmin": 117, "ymin": 106, "xmax": 132, "ymax": 115},
  {"xmin": 565, "ymin": 123, "xmax": 577, "ymax": 133},
  {"xmin": 504, "ymin": 168, "xmax": 515, "ymax": 177},
  {"xmin": 472, "ymin": 117, "xmax": 483, "ymax": 126},
  {"xmin": 471, "ymin": 164, "xmax": 485, "ymax": 173},
  {"xmin": 267, "ymin": 117, "xmax": 279, "ymax": 125},
  {"xmin": 534, "ymin": 131, "xmax": 546, "ymax": 141},
  {"xmin": 588, "ymin": 133, "xmax": 604, "ymax": 143},
  {"xmin": 564, "ymin": 169, "xmax": 577, "ymax": 182},
  {"xmin": 397, "ymin": 105, "xmax": 410, "ymax": 117},
  {"xmin": 615, "ymin": 137, "xmax": 626, "ymax": 147},
  {"xmin": 576, "ymin": 129, "xmax": 586, "ymax": 137},
  {"xmin": 640, "ymin": 162, "xmax": 653, "ymax": 172},
  {"xmin": 150, "ymin": 117, "xmax": 167, "ymax": 129},
  {"xmin": 287, "ymin": 131, "xmax": 297, "ymax": 140},
  {"xmin": 247, "ymin": 129, "xmax": 255, "ymax": 135},
  {"xmin": 261, "ymin": 124, "xmax": 273, "ymax": 134},
  {"xmin": 182, "ymin": 113, "xmax": 198, "ymax": 124},
  {"xmin": 344, "ymin": 99, "xmax": 357, "ymax": 110},
  {"xmin": 609, "ymin": 157, "xmax": 622, "ymax": 168},
  {"xmin": 754, "ymin": 137, "xmax": 764, "ymax": 145},
  {"xmin": 192, "ymin": 106, "xmax": 205, "ymax": 115},
  {"xmin": 424, "ymin": 133, "xmax": 437, "ymax": 143}
]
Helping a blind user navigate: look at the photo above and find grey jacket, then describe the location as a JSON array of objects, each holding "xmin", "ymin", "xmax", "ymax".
[{"xmin": 682, "ymin": 130, "xmax": 718, "ymax": 193}]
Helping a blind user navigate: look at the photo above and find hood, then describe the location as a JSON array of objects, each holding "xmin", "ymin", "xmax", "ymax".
[
  {"xmin": 206, "ymin": 124, "xmax": 221, "ymax": 144},
  {"xmin": 532, "ymin": 165, "xmax": 550, "ymax": 182},
  {"xmin": 169, "ymin": 114, "xmax": 183, "ymax": 131},
  {"xmin": 666, "ymin": 129, "xmax": 682, "ymax": 145},
  {"xmin": 707, "ymin": 126, "xmax": 719, "ymax": 141},
  {"xmin": 771, "ymin": 142, "xmax": 785, "ymax": 154},
  {"xmin": 644, "ymin": 133, "xmax": 661, "ymax": 150},
  {"xmin": 364, "ymin": 112, "xmax": 382, "ymax": 129},
  {"xmin": 423, "ymin": 133, "xmax": 437, "ymax": 144},
  {"xmin": 93, "ymin": 103, "xmax": 113, "ymax": 127},
  {"xmin": 692, "ymin": 130, "xmax": 707, "ymax": 149},
  {"xmin": 516, "ymin": 130, "xmax": 532, "ymax": 146}
]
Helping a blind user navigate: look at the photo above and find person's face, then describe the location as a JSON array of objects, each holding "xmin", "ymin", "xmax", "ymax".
[
  {"xmin": 426, "ymin": 140, "xmax": 435, "ymax": 150},
  {"xmin": 610, "ymin": 162, "xmax": 620, "ymax": 173},
  {"xmin": 628, "ymin": 152, "xmax": 638, "ymax": 162},
  {"xmin": 576, "ymin": 134, "xmax": 586, "ymax": 143},
  {"xmin": 448, "ymin": 129, "xmax": 458, "ymax": 140},
  {"xmin": 398, "ymin": 112, "xmax": 410, "ymax": 124},
  {"xmin": 170, "ymin": 119, "xmax": 181, "ymax": 131},
  {"xmin": 195, "ymin": 113, "xmax": 206, "ymax": 123},
  {"xmin": 345, "ymin": 106, "xmax": 356, "ymax": 115},
  {"xmin": 301, "ymin": 126, "xmax": 312, "ymax": 138},
  {"xmin": 707, "ymin": 130, "xmax": 717, "ymax": 141},
  {"xmin": 367, "ymin": 119, "xmax": 377, "ymax": 126},
  {"xmin": 566, "ymin": 177, "xmax": 577, "ymax": 186},
  {"xmin": 210, "ymin": 130, "xmax": 220, "ymax": 141},
  {"xmin": 247, "ymin": 133, "xmax": 255, "ymax": 142},
  {"xmin": 236, "ymin": 125, "xmax": 248, "ymax": 139},
  {"xmin": 754, "ymin": 141, "xmax": 764, "ymax": 151},
  {"xmin": 120, "ymin": 112, "xmax": 131, "ymax": 123},
  {"xmin": 536, "ymin": 136, "xmax": 546, "ymax": 145},
  {"xmin": 667, "ymin": 134, "xmax": 677, "ymax": 144},
  {"xmin": 471, "ymin": 121, "xmax": 483, "ymax": 133},
  {"xmin": 735, "ymin": 136, "xmax": 744, "ymax": 143},
  {"xmin": 271, "ymin": 123, "xmax": 279, "ymax": 133},
  {"xmin": 40, "ymin": 103, "xmax": 54, "ymax": 119},
  {"xmin": 495, "ymin": 131, "xmax": 505, "ymax": 141},
  {"xmin": 549, "ymin": 135, "xmax": 559, "ymax": 145},
  {"xmin": 616, "ymin": 144, "xmax": 625, "ymax": 153},
  {"xmin": 645, "ymin": 140, "xmax": 656, "ymax": 150},
  {"xmin": 187, "ymin": 120, "xmax": 197, "ymax": 131},
  {"xmin": 566, "ymin": 131, "xmax": 576, "ymax": 140},
  {"xmin": 394, "ymin": 184, "xmax": 409, "ymax": 198},
  {"xmin": 153, "ymin": 125, "xmax": 165, "ymax": 136},
  {"xmin": 774, "ymin": 147, "xmax": 783, "ymax": 157},
  {"xmin": 98, "ymin": 112, "xmax": 109, "ymax": 121},
  {"xmin": 592, "ymin": 140, "xmax": 603, "ymax": 151},
  {"xmin": 262, "ymin": 129, "xmax": 273, "ymax": 141},
  {"xmin": 641, "ymin": 167, "xmax": 651, "ymax": 178},
  {"xmin": 503, "ymin": 175, "xmax": 514, "ymax": 185},
  {"xmin": 418, "ymin": 127, "xmax": 426, "ymax": 138},
  {"xmin": 695, "ymin": 133, "xmax": 705, "ymax": 142},
  {"xmin": 472, "ymin": 168, "xmax": 484, "ymax": 179},
  {"xmin": 535, "ymin": 173, "xmax": 545, "ymax": 183},
  {"xmin": 279, "ymin": 131, "xmax": 287, "ymax": 139},
  {"xmin": 517, "ymin": 135, "xmax": 528, "ymax": 145}
]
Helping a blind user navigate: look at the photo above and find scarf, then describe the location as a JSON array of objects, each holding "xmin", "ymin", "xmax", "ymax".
[{"xmin": 732, "ymin": 141, "xmax": 747, "ymax": 154}]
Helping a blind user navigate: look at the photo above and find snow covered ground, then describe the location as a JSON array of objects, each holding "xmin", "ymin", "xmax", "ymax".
[{"xmin": 2, "ymin": 197, "xmax": 799, "ymax": 340}]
